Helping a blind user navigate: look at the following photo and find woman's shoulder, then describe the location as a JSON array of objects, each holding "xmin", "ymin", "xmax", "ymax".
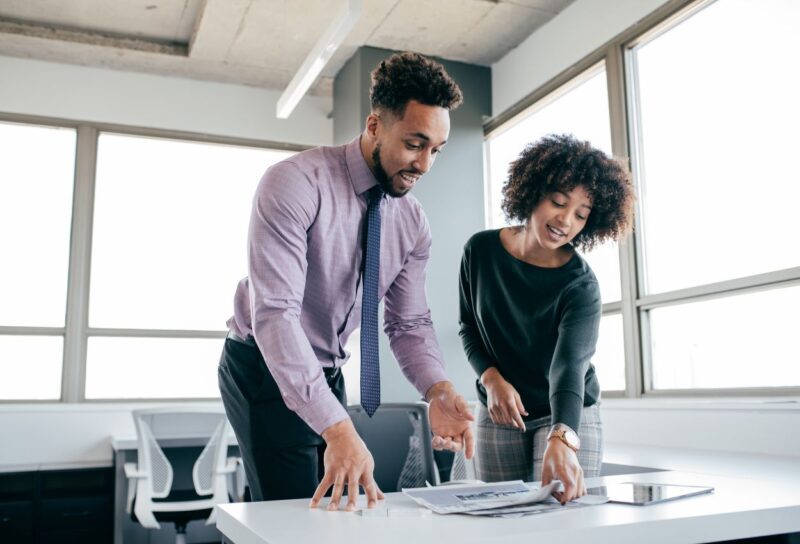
[
  {"xmin": 464, "ymin": 228, "xmax": 502, "ymax": 253},
  {"xmin": 562, "ymin": 254, "xmax": 601, "ymax": 301}
]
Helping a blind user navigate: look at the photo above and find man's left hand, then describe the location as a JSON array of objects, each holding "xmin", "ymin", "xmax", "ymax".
[{"xmin": 426, "ymin": 381, "xmax": 475, "ymax": 459}]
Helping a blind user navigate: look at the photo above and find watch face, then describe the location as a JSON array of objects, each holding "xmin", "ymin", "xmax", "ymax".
[{"xmin": 564, "ymin": 429, "xmax": 580, "ymax": 449}]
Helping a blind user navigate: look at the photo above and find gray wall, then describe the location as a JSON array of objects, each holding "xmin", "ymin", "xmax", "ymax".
[{"xmin": 333, "ymin": 47, "xmax": 491, "ymax": 402}]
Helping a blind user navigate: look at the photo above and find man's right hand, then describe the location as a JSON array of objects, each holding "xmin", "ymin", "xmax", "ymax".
[
  {"xmin": 309, "ymin": 419, "xmax": 384, "ymax": 511},
  {"xmin": 481, "ymin": 367, "xmax": 528, "ymax": 430}
]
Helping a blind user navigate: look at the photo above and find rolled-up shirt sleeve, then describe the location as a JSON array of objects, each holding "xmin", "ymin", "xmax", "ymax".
[
  {"xmin": 248, "ymin": 161, "xmax": 348, "ymax": 435},
  {"xmin": 383, "ymin": 213, "xmax": 448, "ymax": 397}
]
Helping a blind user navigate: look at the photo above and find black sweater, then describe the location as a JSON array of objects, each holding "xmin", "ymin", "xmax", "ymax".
[{"xmin": 458, "ymin": 229, "xmax": 601, "ymax": 431}]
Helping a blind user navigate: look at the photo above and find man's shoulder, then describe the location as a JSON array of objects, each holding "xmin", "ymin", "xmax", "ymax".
[{"xmin": 280, "ymin": 144, "xmax": 346, "ymax": 174}]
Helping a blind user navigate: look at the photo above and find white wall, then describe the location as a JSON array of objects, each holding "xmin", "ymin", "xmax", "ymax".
[
  {"xmin": 492, "ymin": 0, "xmax": 670, "ymax": 115},
  {"xmin": 491, "ymin": 0, "xmax": 800, "ymax": 462},
  {"xmin": 0, "ymin": 55, "xmax": 333, "ymax": 146}
]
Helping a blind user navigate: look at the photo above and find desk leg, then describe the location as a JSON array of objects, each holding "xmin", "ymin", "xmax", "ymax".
[{"xmin": 114, "ymin": 449, "xmax": 126, "ymax": 544}]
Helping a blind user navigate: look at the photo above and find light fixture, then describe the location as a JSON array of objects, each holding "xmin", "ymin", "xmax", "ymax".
[{"xmin": 276, "ymin": 0, "xmax": 362, "ymax": 119}]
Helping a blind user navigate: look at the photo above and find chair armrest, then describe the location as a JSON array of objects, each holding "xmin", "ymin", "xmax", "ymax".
[
  {"xmin": 215, "ymin": 456, "xmax": 239, "ymax": 475},
  {"xmin": 123, "ymin": 462, "xmax": 148, "ymax": 514},
  {"xmin": 124, "ymin": 462, "xmax": 147, "ymax": 479}
]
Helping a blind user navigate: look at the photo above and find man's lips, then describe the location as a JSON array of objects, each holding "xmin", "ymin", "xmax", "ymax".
[{"xmin": 397, "ymin": 171, "xmax": 419, "ymax": 189}]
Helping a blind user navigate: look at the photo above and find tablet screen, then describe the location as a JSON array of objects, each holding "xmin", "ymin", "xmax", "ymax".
[{"xmin": 588, "ymin": 483, "xmax": 714, "ymax": 505}]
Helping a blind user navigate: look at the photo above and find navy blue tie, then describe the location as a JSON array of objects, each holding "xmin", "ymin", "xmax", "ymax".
[{"xmin": 360, "ymin": 185, "xmax": 383, "ymax": 417}]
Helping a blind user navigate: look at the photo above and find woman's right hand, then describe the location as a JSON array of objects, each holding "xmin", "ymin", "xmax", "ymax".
[{"xmin": 481, "ymin": 367, "xmax": 528, "ymax": 430}]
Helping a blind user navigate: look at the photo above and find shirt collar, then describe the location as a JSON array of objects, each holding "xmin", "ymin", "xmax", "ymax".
[{"xmin": 345, "ymin": 135, "xmax": 380, "ymax": 196}]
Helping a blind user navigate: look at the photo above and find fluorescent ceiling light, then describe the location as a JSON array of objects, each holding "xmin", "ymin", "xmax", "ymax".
[{"xmin": 276, "ymin": 0, "xmax": 362, "ymax": 119}]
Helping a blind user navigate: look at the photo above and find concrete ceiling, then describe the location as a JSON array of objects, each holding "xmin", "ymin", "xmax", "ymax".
[{"xmin": 0, "ymin": 0, "xmax": 575, "ymax": 97}]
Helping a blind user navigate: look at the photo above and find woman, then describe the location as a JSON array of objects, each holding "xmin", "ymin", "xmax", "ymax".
[{"xmin": 459, "ymin": 134, "xmax": 634, "ymax": 504}]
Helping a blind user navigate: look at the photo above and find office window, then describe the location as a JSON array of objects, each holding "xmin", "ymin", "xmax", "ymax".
[
  {"xmin": 0, "ymin": 336, "xmax": 64, "ymax": 400},
  {"xmin": 0, "ymin": 122, "xmax": 75, "ymax": 327},
  {"xmin": 630, "ymin": 0, "xmax": 800, "ymax": 391},
  {"xmin": 85, "ymin": 337, "xmax": 222, "ymax": 399},
  {"xmin": 86, "ymin": 133, "xmax": 293, "ymax": 399},
  {"xmin": 649, "ymin": 286, "xmax": 800, "ymax": 390},
  {"xmin": 0, "ymin": 121, "xmax": 75, "ymax": 401},
  {"xmin": 485, "ymin": 65, "xmax": 625, "ymax": 392},
  {"xmin": 593, "ymin": 314, "xmax": 625, "ymax": 392},
  {"xmin": 632, "ymin": 0, "xmax": 800, "ymax": 295}
]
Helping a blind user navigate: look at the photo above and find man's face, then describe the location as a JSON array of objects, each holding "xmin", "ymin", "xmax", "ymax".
[{"xmin": 370, "ymin": 100, "xmax": 450, "ymax": 197}]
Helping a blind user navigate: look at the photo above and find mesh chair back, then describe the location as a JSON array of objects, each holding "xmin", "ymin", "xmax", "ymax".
[
  {"xmin": 136, "ymin": 417, "xmax": 173, "ymax": 498},
  {"xmin": 132, "ymin": 408, "xmax": 230, "ymax": 498},
  {"xmin": 193, "ymin": 419, "xmax": 228, "ymax": 495}
]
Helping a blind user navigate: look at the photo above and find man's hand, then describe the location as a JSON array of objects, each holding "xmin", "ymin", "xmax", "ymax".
[
  {"xmin": 481, "ymin": 367, "xmax": 528, "ymax": 430},
  {"xmin": 309, "ymin": 419, "xmax": 384, "ymax": 511},
  {"xmin": 540, "ymin": 437, "xmax": 586, "ymax": 505},
  {"xmin": 426, "ymin": 381, "xmax": 475, "ymax": 459}
]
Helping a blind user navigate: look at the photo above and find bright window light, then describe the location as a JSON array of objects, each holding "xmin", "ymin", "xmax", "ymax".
[
  {"xmin": 0, "ymin": 122, "xmax": 75, "ymax": 327},
  {"xmin": 89, "ymin": 134, "xmax": 293, "ymax": 330}
]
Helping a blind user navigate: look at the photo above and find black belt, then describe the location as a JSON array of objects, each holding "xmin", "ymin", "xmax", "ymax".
[{"xmin": 226, "ymin": 330, "xmax": 341, "ymax": 378}]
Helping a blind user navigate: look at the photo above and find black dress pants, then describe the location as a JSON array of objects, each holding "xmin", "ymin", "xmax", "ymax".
[{"xmin": 218, "ymin": 337, "xmax": 346, "ymax": 502}]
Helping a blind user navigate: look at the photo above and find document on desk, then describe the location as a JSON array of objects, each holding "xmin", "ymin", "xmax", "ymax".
[{"xmin": 402, "ymin": 480, "xmax": 563, "ymax": 515}]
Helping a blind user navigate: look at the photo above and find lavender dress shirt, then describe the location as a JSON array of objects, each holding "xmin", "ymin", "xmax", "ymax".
[{"xmin": 227, "ymin": 137, "xmax": 448, "ymax": 435}]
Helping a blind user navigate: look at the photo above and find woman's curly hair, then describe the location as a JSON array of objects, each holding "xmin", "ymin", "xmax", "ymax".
[
  {"xmin": 370, "ymin": 51, "xmax": 463, "ymax": 116},
  {"xmin": 501, "ymin": 134, "xmax": 635, "ymax": 251}
]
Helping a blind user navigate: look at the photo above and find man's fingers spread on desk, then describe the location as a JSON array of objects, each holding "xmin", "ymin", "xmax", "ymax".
[
  {"xmin": 328, "ymin": 478, "xmax": 345, "ymax": 511},
  {"xmin": 362, "ymin": 478, "xmax": 379, "ymax": 508},
  {"xmin": 345, "ymin": 473, "xmax": 359, "ymax": 512},
  {"xmin": 310, "ymin": 474, "xmax": 333, "ymax": 508}
]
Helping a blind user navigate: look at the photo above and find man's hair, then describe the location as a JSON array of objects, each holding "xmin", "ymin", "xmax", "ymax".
[
  {"xmin": 369, "ymin": 51, "xmax": 463, "ymax": 117},
  {"xmin": 502, "ymin": 134, "xmax": 635, "ymax": 251}
]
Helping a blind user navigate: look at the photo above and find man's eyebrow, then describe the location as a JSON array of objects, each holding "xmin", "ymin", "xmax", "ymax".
[{"xmin": 406, "ymin": 132, "xmax": 448, "ymax": 146}]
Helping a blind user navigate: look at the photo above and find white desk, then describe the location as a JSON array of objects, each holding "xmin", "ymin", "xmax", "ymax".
[{"xmin": 216, "ymin": 471, "xmax": 800, "ymax": 544}]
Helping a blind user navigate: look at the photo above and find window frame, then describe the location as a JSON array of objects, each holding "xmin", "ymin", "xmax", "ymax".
[
  {"xmin": 482, "ymin": 0, "xmax": 800, "ymax": 399},
  {"xmin": 0, "ymin": 111, "xmax": 307, "ymax": 403}
]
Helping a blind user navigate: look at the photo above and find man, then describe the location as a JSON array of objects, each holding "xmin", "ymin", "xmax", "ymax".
[{"xmin": 218, "ymin": 51, "xmax": 474, "ymax": 512}]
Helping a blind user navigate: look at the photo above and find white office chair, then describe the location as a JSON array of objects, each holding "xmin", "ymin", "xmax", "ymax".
[{"xmin": 124, "ymin": 408, "xmax": 240, "ymax": 544}]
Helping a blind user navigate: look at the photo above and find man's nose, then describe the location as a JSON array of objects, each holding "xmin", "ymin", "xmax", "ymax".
[{"xmin": 413, "ymin": 150, "xmax": 434, "ymax": 173}]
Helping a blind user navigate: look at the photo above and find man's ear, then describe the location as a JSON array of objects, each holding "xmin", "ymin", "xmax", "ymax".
[{"xmin": 365, "ymin": 112, "xmax": 381, "ymax": 139}]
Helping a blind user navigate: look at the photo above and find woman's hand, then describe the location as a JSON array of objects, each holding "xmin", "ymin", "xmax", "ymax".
[
  {"xmin": 541, "ymin": 437, "xmax": 586, "ymax": 504},
  {"xmin": 480, "ymin": 367, "xmax": 528, "ymax": 430}
]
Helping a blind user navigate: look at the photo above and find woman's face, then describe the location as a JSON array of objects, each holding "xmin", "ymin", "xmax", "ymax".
[{"xmin": 529, "ymin": 185, "xmax": 593, "ymax": 250}]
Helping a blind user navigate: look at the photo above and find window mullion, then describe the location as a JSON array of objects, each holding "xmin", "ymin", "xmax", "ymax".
[{"xmin": 62, "ymin": 125, "xmax": 98, "ymax": 403}]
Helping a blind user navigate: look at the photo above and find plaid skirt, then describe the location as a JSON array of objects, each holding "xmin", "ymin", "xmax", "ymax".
[{"xmin": 475, "ymin": 402, "xmax": 603, "ymax": 483}]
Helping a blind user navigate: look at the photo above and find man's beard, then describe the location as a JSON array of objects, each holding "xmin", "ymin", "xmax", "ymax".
[{"xmin": 372, "ymin": 144, "xmax": 409, "ymax": 198}]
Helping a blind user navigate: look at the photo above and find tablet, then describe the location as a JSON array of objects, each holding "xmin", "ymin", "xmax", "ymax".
[{"xmin": 588, "ymin": 483, "xmax": 714, "ymax": 505}]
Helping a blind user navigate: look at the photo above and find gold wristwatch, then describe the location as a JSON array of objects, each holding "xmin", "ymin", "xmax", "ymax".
[{"xmin": 547, "ymin": 423, "xmax": 580, "ymax": 452}]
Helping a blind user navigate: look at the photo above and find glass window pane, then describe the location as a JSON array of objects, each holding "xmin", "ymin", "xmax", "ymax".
[
  {"xmin": 650, "ymin": 285, "xmax": 800, "ymax": 390},
  {"xmin": 85, "ymin": 337, "xmax": 222, "ymax": 399},
  {"xmin": 633, "ymin": 0, "xmax": 800, "ymax": 294},
  {"xmin": 89, "ymin": 134, "xmax": 293, "ymax": 330},
  {"xmin": 0, "ymin": 122, "xmax": 75, "ymax": 327},
  {"xmin": 0, "ymin": 336, "xmax": 63, "ymax": 400},
  {"xmin": 486, "ymin": 67, "xmax": 621, "ymax": 303},
  {"xmin": 593, "ymin": 313, "xmax": 625, "ymax": 392}
]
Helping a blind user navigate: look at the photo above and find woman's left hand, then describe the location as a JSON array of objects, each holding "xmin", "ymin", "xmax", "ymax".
[{"xmin": 540, "ymin": 438, "xmax": 586, "ymax": 505}]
